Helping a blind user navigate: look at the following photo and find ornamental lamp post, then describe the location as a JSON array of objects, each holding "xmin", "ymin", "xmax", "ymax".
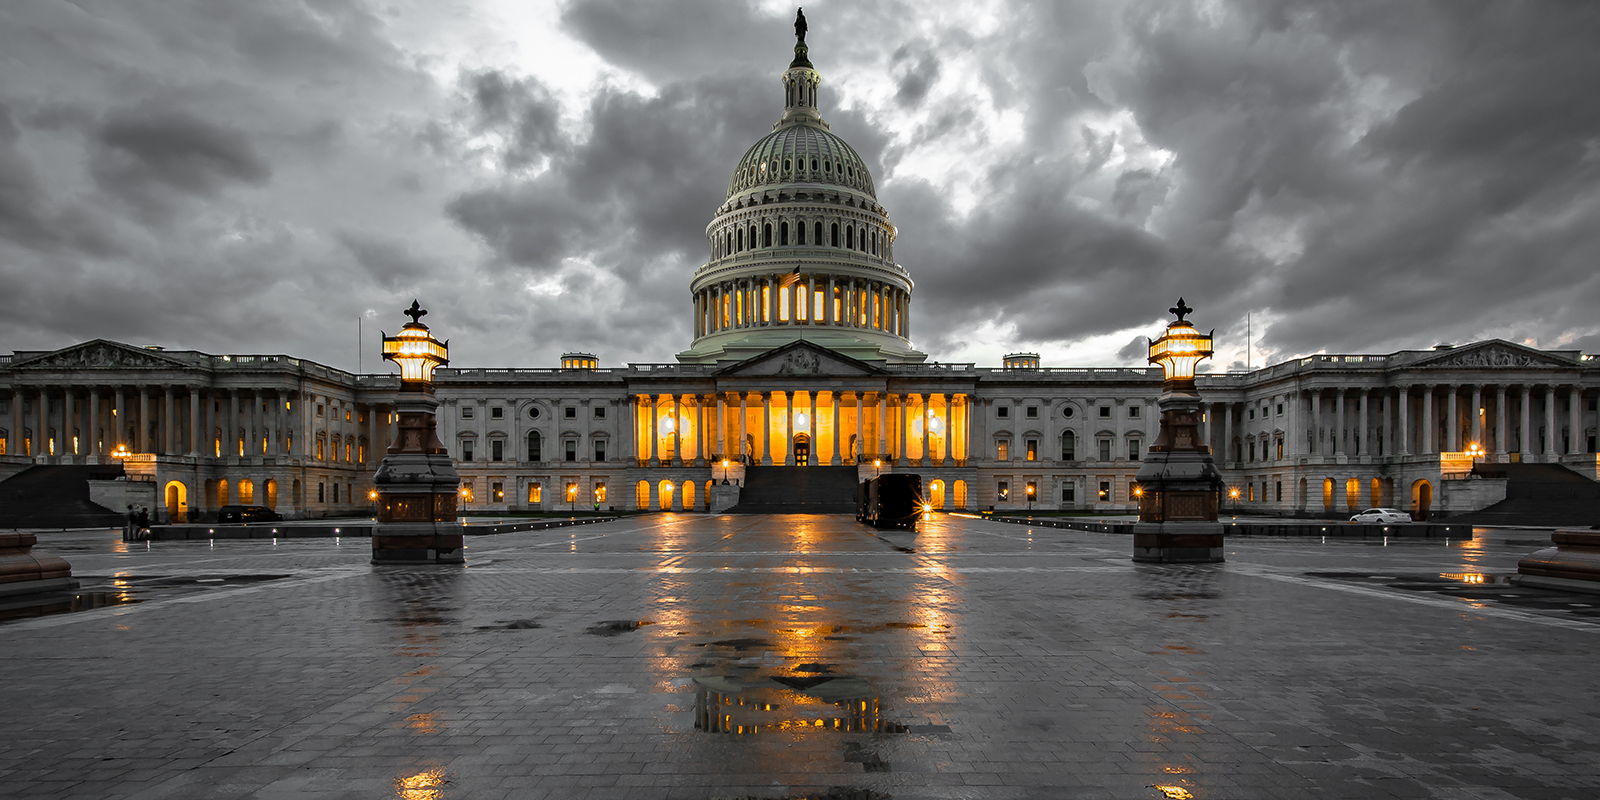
[
  {"xmin": 371, "ymin": 300, "xmax": 464, "ymax": 565},
  {"xmin": 1131, "ymin": 298, "xmax": 1226, "ymax": 563}
]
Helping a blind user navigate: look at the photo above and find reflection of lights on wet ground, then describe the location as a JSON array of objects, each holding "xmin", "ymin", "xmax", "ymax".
[
  {"xmin": 1152, "ymin": 786, "xmax": 1193, "ymax": 799},
  {"xmin": 1441, "ymin": 572, "xmax": 1489, "ymax": 584},
  {"xmin": 395, "ymin": 767, "xmax": 447, "ymax": 800},
  {"xmin": 405, "ymin": 712, "xmax": 441, "ymax": 734}
]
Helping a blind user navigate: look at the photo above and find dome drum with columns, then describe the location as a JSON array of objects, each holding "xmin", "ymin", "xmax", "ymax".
[{"xmin": 677, "ymin": 29, "xmax": 924, "ymax": 366}]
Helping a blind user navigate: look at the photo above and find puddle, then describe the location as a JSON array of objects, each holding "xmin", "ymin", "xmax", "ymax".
[
  {"xmin": 475, "ymin": 619, "xmax": 542, "ymax": 630},
  {"xmin": 0, "ymin": 590, "xmax": 142, "ymax": 623},
  {"xmin": 694, "ymin": 673, "xmax": 910, "ymax": 735},
  {"xmin": 586, "ymin": 620, "xmax": 653, "ymax": 636},
  {"xmin": 1306, "ymin": 571, "xmax": 1600, "ymax": 617},
  {"xmin": 699, "ymin": 637, "xmax": 772, "ymax": 650}
]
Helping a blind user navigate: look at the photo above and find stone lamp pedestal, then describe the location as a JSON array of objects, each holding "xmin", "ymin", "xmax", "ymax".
[
  {"xmin": 1132, "ymin": 380, "xmax": 1225, "ymax": 563},
  {"xmin": 371, "ymin": 390, "xmax": 463, "ymax": 565}
]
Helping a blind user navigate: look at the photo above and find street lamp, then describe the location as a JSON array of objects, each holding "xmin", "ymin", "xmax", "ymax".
[
  {"xmin": 371, "ymin": 300, "xmax": 464, "ymax": 565},
  {"xmin": 110, "ymin": 443, "xmax": 132, "ymax": 460},
  {"xmin": 1467, "ymin": 441, "xmax": 1485, "ymax": 460},
  {"xmin": 1132, "ymin": 298, "xmax": 1225, "ymax": 563},
  {"xmin": 720, "ymin": 458, "xmax": 731, "ymax": 485},
  {"xmin": 1026, "ymin": 482, "xmax": 1036, "ymax": 512}
]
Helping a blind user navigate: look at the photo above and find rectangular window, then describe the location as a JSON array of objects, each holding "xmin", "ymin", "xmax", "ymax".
[
  {"xmin": 594, "ymin": 406, "xmax": 606, "ymax": 419},
  {"xmin": 491, "ymin": 439, "xmax": 503, "ymax": 462},
  {"xmin": 833, "ymin": 288, "xmax": 841, "ymax": 324},
  {"xmin": 462, "ymin": 441, "xmax": 473, "ymax": 461},
  {"xmin": 594, "ymin": 440, "xmax": 607, "ymax": 461},
  {"xmin": 318, "ymin": 482, "xmax": 325, "ymax": 502},
  {"xmin": 461, "ymin": 482, "xmax": 474, "ymax": 503},
  {"xmin": 1276, "ymin": 481, "xmax": 1283, "ymax": 502},
  {"xmin": 1026, "ymin": 406, "xmax": 1038, "ymax": 419},
  {"xmin": 780, "ymin": 286, "xmax": 790, "ymax": 321},
  {"xmin": 996, "ymin": 440, "xmax": 1009, "ymax": 461},
  {"xmin": 345, "ymin": 410, "xmax": 352, "ymax": 422},
  {"xmin": 565, "ymin": 407, "xmax": 576, "ymax": 419},
  {"xmin": 1129, "ymin": 439, "xmax": 1142, "ymax": 461},
  {"xmin": 1248, "ymin": 483, "xmax": 1255, "ymax": 502},
  {"xmin": 565, "ymin": 439, "xmax": 577, "ymax": 462},
  {"xmin": 317, "ymin": 404, "xmax": 324, "ymax": 417},
  {"xmin": 1098, "ymin": 481, "xmax": 1111, "ymax": 502},
  {"xmin": 1099, "ymin": 406, "xmax": 1111, "ymax": 418},
  {"xmin": 317, "ymin": 440, "xmax": 324, "ymax": 460},
  {"xmin": 1025, "ymin": 481, "xmax": 1036, "ymax": 501},
  {"xmin": 528, "ymin": 482, "xmax": 542, "ymax": 504},
  {"xmin": 1062, "ymin": 483, "xmax": 1076, "ymax": 504},
  {"xmin": 1129, "ymin": 405, "xmax": 1141, "ymax": 419},
  {"xmin": 1098, "ymin": 439, "xmax": 1111, "ymax": 462},
  {"xmin": 332, "ymin": 483, "xmax": 339, "ymax": 503},
  {"xmin": 595, "ymin": 482, "xmax": 607, "ymax": 505},
  {"xmin": 1277, "ymin": 403, "xmax": 1284, "ymax": 415},
  {"xmin": 461, "ymin": 406, "xmax": 474, "ymax": 419},
  {"xmin": 1026, "ymin": 439, "xmax": 1037, "ymax": 461},
  {"xmin": 814, "ymin": 289, "xmax": 824, "ymax": 321},
  {"xmin": 762, "ymin": 286, "xmax": 771, "ymax": 322},
  {"xmin": 490, "ymin": 407, "xmax": 503, "ymax": 419},
  {"xmin": 997, "ymin": 481, "xmax": 1009, "ymax": 501},
  {"xmin": 492, "ymin": 482, "xmax": 504, "ymax": 503},
  {"xmin": 1249, "ymin": 409, "xmax": 1255, "ymax": 420},
  {"xmin": 997, "ymin": 406, "xmax": 1009, "ymax": 418},
  {"xmin": 798, "ymin": 285, "xmax": 809, "ymax": 320},
  {"xmin": 1277, "ymin": 440, "xmax": 1284, "ymax": 460}
]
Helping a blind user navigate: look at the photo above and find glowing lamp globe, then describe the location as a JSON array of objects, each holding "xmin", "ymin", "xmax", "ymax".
[
  {"xmin": 381, "ymin": 300, "xmax": 450, "ymax": 386},
  {"xmin": 1147, "ymin": 298, "xmax": 1214, "ymax": 383}
]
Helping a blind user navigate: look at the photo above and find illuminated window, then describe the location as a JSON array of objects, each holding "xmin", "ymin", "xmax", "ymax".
[
  {"xmin": 1248, "ymin": 483, "xmax": 1255, "ymax": 502},
  {"xmin": 779, "ymin": 286, "xmax": 790, "ymax": 321},
  {"xmin": 1276, "ymin": 439, "xmax": 1284, "ymax": 460},
  {"xmin": 814, "ymin": 289, "xmax": 823, "ymax": 320},
  {"xmin": 1099, "ymin": 481, "xmax": 1110, "ymax": 502},
  {"xmin": 833, "ymin": 286, "xmax": 841, "ymax": 323},
  {"xmin": 1026, "ymin": 481, "xmax": 1036, "ymax": 501},
  {"xmin": 461, "ymin": 482, "xmax": 474, "ymax": 503},
  {"xmin": 316, "ymin": 439, "xmax": 324, "ymax": 460},
  {"xmin": 528, "ymin": 482, "xmax": 542, "ymax": 504},
  {"xmin": 762, "ymin": 286, "xmax": 771, "ymax": 322},
  {"xmin": 1026, "ymin": 439, "xmax": 1037, "ymax": 461},
  {"xmin": 239, "ymin": 479, "xmax": 254, "ymax": 505},
  {"xmin": 996, "ymin": 440, "xmax": 1010, "ymax": 461},
  {"xmin": 358, "ymin": 444, "xmax": 365, "ymax": 463},
  {"xmin": 566, "ymin": 482, "xmax": 579, "ymax": 503},
  {"xmin": 797, "ymin": 283, "xmax": 808, "ymax": 321},
  {"xmin": 492, "ymin": 482, "xmax": 504, "ymax": 503},
  {"xmin": 344, "ymin": 442, "xmax": 351, "ymax": 462},
  {"xmin": 595, "ymin": 482, "xmax": 607, "ymax": 504},
  {"xmin": 997, "ymin": 481, "xmax": 1009, "ymax": 501}
]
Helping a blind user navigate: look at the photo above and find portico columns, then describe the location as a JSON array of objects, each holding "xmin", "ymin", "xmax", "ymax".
[
  {"xmin": 188, "ymin": 390, "xmax": 200, "ymax": 456},
  {"xmin": 830, "ymin": 392, "xmax": 841, "ymax": 465},
  {"xmin": 1570, "ymin": 386, "xmax": 1583, "ymax": 454},
  {"xmin": 761, "ymin": 391, "xmax": 771, "ymax": 466},
  {"xmin": 941, "ymin": 394, "xmax": 951, "ymax": 463},
  {"xmin": 1447, "ymin": 385, "xmax": 1459, "ymax": 452},
  {"xmin": 1495, "ymin": 386, "xmax": 1508, "ymax": 459},
  {"xmin": 87, "ymin": 389, "xmax": 100, "ymax": 459},
  {"xmin": 114, "ymin": 387, "xmax": 125, "ymax": 449},
  {"xmin": 920, "ymin": 395, "xmax": 930, "ymax": 466},
  {"xmin": 1419, "ymin": 385, "xmax": 1434, "ymax": 454},
  {"xmin": 1520, "ymin": 386, "xmax": 1531, "ymax": 457},
  {"xmin": 1397, "ymin": 386, "xmax": 1410, "ymax": 456},
  {"xmin": 1309, "ymin": 392, "xmax": 1319, "ymax": 456},
  {"xmin": 807, "ymin": 390, "xmax": 817, "ymax": 466},
  {"xmin": 877, "ymin": 393, "xmax": 888, "ymax": 458},
  {"xmin": 1470, "ymin": 385, "xmax": 1483, "ymax": 450},
  {"xmin": 784, "ymin": 391, "xmax": 795, "ymax": 465},
  {"xmin": 1222, "ymin": 400, "xmax": 1233, "ymax": 463},
  {"xmin": 1544, "ymin": 386, "xmax": 1557, "ymax": 457},
  {"xmin": 647, "ymin": 394, "xmax": 658, "ymax": 466},
  {"xmin": 228, "ymin": 390, "xmax": 239, "ymax": 457},
  {"xmin": 715, "ymin": 392, "xmax": 726, "ymax": 458},
  {"xmin": 1332, "ymin": 391, "xmax": 1343, "ymax": 456},
  {"xmin": 36, "ymin": 388, "xmax": 47, "ymax": 458},
  {"xmin": 739, "ymin": 392, "xmax": 748, "ymax": 462},
  {"xmin": 854, "ymin": 392, "xmax": 864, "ymax": 461},
  {"xmin": 162, "ymin": 386, "xmax": 174, "ymax": 455},
  {"xmin": 671, "ymin": 394, "xmax": 682, "ymax": 466},
  {"xmin": 1359, "ymin": 390, "xmax": 1369, "ymax": 458},
  {"xmin": 137, "ymin": 386, "xmax": 150, "ymax": 454}
]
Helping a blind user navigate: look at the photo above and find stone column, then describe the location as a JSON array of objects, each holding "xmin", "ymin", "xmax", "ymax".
[
  {"xmin": 188, "ymin": 389, "xmax": 200, "ymax": 456},
  {"xmin": 87, "ymin": 388, "xmax": 100, "ymax": 458},
  {"xmin": 854, "ymin": 391, "xmax": 865, "ymax": 461},
  {"xmin": 1519, "ymin": 386, "xmax": 1531, "ymax": 457},
  {"xmin": 647, "ymin": 394, "xmax": 659, "ymax": 467},
  {"xmin": 831, "ymin": 391, "xmax": 841, "ymax": 465},
  {"xmin": 898, "ymin": 394, "xmax": 909, "ymax": 467},
  {"xmin": 1544, "ymin": 386, "xmax": 1557, "ymax": 457},
  {"xmin": 62, "ymin": 387, "xmax": 75, "ymax": 458},
  {"xmin": 806, "ymin": 390, "xmax": 817, "ymax": 465},
  {"xmin": 877, "ymin": 392, "xmax": 888, "ymax": 457},
  {"xmin": 1570, "ymin": 386, "xmax": 1583, "ymax": 454},
  {"xmin": 1308, "ymin": 392, "xmax": 1319, "ymax": 456},
  {"xmin": 137, "ymin": 386, "xmax": 150, "ymax": 453},
  {"xmin": 35, "ymin": 388, "xmax": 46, "ymax": 458},
  {"xmin": 671, "ymin": 394, "xmax": 681, "ymax": 466},
  {"xmin": 162, "ymin": 386, "xmax": 174, "ymax": 455},
  {"xmin": 779, "ymin": 390, "xmax": 791, "ymax": 465},
  {"xmin": 1397, "ymin": 387, "xmax": 1410, "ymax": 456},
  {"xmin": 1358, "ymin": 390, "xmax": 1369, "ymax": 458},
  {"xmin": 1494, "ymin": 385, "xmax": 1507, "ymax": 459},
  {"xmin": 228, "ymin": 390, "xmax": 239, "ymax": 458},
  {"xmin": 825, "ymin": 277, "xmax": 835, "ymax": 325},
  {"xmin": 114, "ymin": 387, "xmax": 125, "ymax": 449},
  {"xmin": 1222, "ymin": 400, "xmax": 1234, "ymax": 463},
  {"xmin": 1421, "ymin": 385, "xmax": 1435, "ymax": 454},
  {"xmin": 739, "ymin": 391, "xmax": 748, "ymax": 461},
  {"xmin": 761, "ymin": 391, "xmax": 772, "ymax": 466},
  {"xmin": 715, "ymin": 391, "xmax": 726, "ymax": 457},
  {"xmin": 1470, "ymin": 385, "xmax": 1483, "ymax": 450},
  {"xmin": 934, "ymin": 393, "xmax": 947, "ymax": 464},
  {"xmin": 1447, "ymin": 385, "xmax": 1459, "ymax": 452},
  {"xmin": 920, "ymin": 394, "xmax": 930, "ymax": 466}
]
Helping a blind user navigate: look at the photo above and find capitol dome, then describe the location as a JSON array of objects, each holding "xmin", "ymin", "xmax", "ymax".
[{"xmin": 677, "ymin": 29, "xmax": 924, "ymax": 366}]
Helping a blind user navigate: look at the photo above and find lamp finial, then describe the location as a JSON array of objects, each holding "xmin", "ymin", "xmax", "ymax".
[
  {"xmin": 404, "ymin": 300, "xmax": 427, "ymax": 325},
  {"xmin": 1169, "ymin": 297, "xmax": 1192, "ymax": 323}
]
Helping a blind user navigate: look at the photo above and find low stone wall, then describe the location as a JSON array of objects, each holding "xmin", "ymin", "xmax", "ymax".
[
  {"xmin": 146, "ymin": 516, "xmax": 620, "ymax": 541},
  {"xmin": 980, "ymin": 515, "xmax": 1468, "ymax": 538},
  {"xmin": 87, "ymin": 479, "xmax": 157, "ymax": 518}
]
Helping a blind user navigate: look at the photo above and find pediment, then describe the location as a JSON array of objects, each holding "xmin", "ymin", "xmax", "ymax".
[
  {"xmin": 9, "ymin": 339, "xmax": 188, "ymax": 370},
  {"xmin": 1413, "ymin": 340, "xmax": 1576, "ymax": 370},
  {"xmin": 717, "ymin": 340, "xmax": 885, "ymax": 377}
]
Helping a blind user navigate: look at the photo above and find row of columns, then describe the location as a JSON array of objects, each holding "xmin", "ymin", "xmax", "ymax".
[
  {"xmin": 1209, "ymin": 383, "xmax": 1591, "ymax": 464},
  {"xmin": 694, "ymin": 274, "xmax": 910, "ymax": 340},
  {"xmin": 4, "ymin": 385, "xmax": 391, "ymax": 465},
  {"xmin": 629, "ymin": 390, "xmax": 966, "ymax": 467}
]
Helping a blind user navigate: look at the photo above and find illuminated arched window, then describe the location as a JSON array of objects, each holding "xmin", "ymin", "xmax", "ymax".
[{"xmin": 239, "ymin": 479, "xmax": 254, "ymax": 505}]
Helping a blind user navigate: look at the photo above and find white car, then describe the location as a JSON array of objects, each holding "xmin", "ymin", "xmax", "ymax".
[{"xmin": 1349, "ymin": 508, "xmax": 1411, "ymax": 524}]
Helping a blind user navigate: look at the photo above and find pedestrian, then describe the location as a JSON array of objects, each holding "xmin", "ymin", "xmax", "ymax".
[
  {"xmin": 136, "ymin": 506, "xmax": 150, "ymax": 540},
  {"xmin": 124, "ymin": 505, "xmax": 136, "ymax": 541}
]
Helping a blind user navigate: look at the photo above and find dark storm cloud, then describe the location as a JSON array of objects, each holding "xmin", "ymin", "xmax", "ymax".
[
  {"xmin": 89, "ymin": 107, "xmax": 271, "ymax": 223},
  {"xmin": 890, "ymin": 41, "xmax": 941, "ymax": 108},
  {"xmin": 463, "ymin": 71, "xmax": 566, "ymax": 169},
  {"xmin": 560, "ymin": 0, "xmax": 788, "ymax": 82}
]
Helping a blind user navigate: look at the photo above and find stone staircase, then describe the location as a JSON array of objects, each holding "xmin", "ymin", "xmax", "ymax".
[
  {"xmin": 0, "ymin": 465, "xmax": 127, "ymax": 529},
  {"xmin": 725, "ymin": 466, "xmax": 860, "ymax": 514},
  {"xmin": 1452, "ymin": 463, "xmax": 1600, "ymax": 528}
]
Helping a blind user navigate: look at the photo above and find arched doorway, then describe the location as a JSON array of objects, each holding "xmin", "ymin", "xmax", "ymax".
[
  {"xmin": 636, "ymin": 480, "xmax": 649, "ymax": 510},
  {"xmin": 658, "ymin": 479, "xmax": 674, "ymax": 511},
  {"xmin": 216, "ymin": 478, "xmax": 230, "ymax": 507},
  {"xmin": 264, "ymin": 479, "xmax": 278, "ymax": 510},
  {"xmin": 953, "ymin": 480, "xmax": 968, "ymax": 509},
  {"xmin": 1345, "ymin": 478, "xmax": 1360, "ymax": 512},
  {"xmin": 704, "ymin": 480, "xmax": 713, "ymax": 511},
  {"xmin": 1412, "ymin": 480, "xmax": 1433, "ymax": 520},
  {"xmin": 928, "ymin": 479, "xmax": 945, "ymax": 510},
  {"xmin": 681, "ymin": 480, "xmax": 696, "ymax": 511},
  {"xmin": 1322, "ymin": 478, "xmax": 1334, "ymax": 512},
  {"xmin": 794, "ymin": 433, "xmax": 811, "ymax": 466},
  {"xmin": 164, "ymin": 481, "xmax": 187, "ymax": 523},
  {"xmin": 1369, "ymin": 478, "xmax": 1381, "ymax": 509}
]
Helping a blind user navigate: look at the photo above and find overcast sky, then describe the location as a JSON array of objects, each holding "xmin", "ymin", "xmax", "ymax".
[{"xmin": 2, "ymin": 0, "xmax": 1597, "ymax": 374}]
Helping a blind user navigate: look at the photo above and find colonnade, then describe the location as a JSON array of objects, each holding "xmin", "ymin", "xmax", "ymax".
[
  {"xmin": 3, "ymin": 384, "xmax": 392, "ymax": 467},
  {"xmin": 693, "ymin": 274, "xmax": 910, "ymax": 339},
  {"xmin": 1207, "ymin": 382, "xmax": 1593, "ymax": 465},
  {"xmin": 630, "ymin": 390, "xmax": 967, "ymax": 468}
]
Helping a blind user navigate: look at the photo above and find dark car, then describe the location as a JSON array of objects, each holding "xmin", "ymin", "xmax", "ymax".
[{"xmin": 215, "ymin": 505, "xmax": 282, "ymax": 523}]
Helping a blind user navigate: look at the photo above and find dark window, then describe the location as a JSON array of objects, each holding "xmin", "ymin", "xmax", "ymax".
[
  {"xmin": 594, "ymin": 440, "xmax": 606, "ymax": 461},
  {"xmin": 1276, "ymin": 481, "xmax": 1283, "ymax": 502},
  {"xmin": 763, "ymin": 223, "xmax": 772, "ymax": 247},
  {"xmin": 831, "ymin": 223, "xmax": 839, "ymax": 247},
  {"xmin": 318, "ymin": 482, "xmax": 325, "ymax": 502},
  {"xmin": 333, "ymin": 483, "xmax": 339, "ymax": 503},
  {"xmin": 1061, "ymin": 431, "xmax": 1076, "ymax": 460},
  {"xmin": 1026, "ymin": 406, "xmax": 1038, "ymax": 419},
  {"xmin": 461, "ymin": 405, "xmax": 474, "ymax": 419},
  {"xmin": 1099, "ymin": 406, "xmax": 1111, "ymax": 418},
  {"xmin": 1063, "ymin": 406, "xmax": 1075, "ymax": 418},
  {"xmin": 1062, "ymin": 483, "xmax": 1075, "ymax": 503},
  {"xmin": 565, "ymin": 407, "xmax": 576, "ymax": 419},
  {"xmin": 780, "ymin": 221, "xmax": 789, "ymax": 245},
  {"xmin": 564, "ymin": 439, "xmax": 577, "ymax": 462},
  {"xmin": 490, "ymin": 407, "xmax": 503, "ymax": 419},
  {"xmin": 462, "ymin": 441, "xmax": 474, "ymax": 462},
  {"xmin": 527, "ymin": 431, "xmax": 541, "ymax": 461},
  {"xmin": 1129, "ymin": 439, "xmax": 1142, "ymax": 461},
  {"xmin": 1129, "ymin": 406, "xmax": 1141, "ymax": 419},
  {"xmin": 491, "ymin": 439, "xmax": 503, "ymax": 462},
  {"xmin": 814, "ymin": 222, "xmax": 823, "ymax": 244},
  {"xmin": 797, "ymin": 222, "xmax": 806, "ymax": 245},
  {"xmin": 1098, "ymin": 439, "xmax": 1111, "ymax": 461},
  {"xmin": 737, "ymin": 228, "xmax": 744, "ymax": 251},
  {"xmin": 997, "ymin": 406, "xmax": 1009, "ymax": 418},
  {"xmin": 846, "ymin": 226, "xmax": 854, "ymax": 250},
  {"xmin": 528, "ymin": 406, "xmax": 540, "ymax": 419},
  {"xmin": 594, "ymin": 407, "xmax": 606, "ymax": 419}
]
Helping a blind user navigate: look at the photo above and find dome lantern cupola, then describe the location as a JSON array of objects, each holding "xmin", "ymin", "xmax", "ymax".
[{"xmin": 679, "ymin": 11, "xmax": 926, "ymax": 366}]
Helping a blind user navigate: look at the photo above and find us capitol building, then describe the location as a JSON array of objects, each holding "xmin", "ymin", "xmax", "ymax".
[{"xmin": 2, "ymin": 31, "xmax": 1597, "ymax": 523}]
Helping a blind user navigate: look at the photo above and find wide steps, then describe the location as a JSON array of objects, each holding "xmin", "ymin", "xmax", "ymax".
[
  {"xmin": 0, "ymin": 465, "xmax": 127, "ymax": 529},
  {"xmin": 1453, "ymin": 463, "xmax": 1600, "ymax": 527},
  {"xmin": 727, "ymin": 465, "xmax": 859, "ymax": 514}
]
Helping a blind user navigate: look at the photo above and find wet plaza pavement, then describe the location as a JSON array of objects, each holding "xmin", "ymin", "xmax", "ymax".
[{"xmin": 2, "ymin": 514, "xmax": 1598, "ymax": 800}]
